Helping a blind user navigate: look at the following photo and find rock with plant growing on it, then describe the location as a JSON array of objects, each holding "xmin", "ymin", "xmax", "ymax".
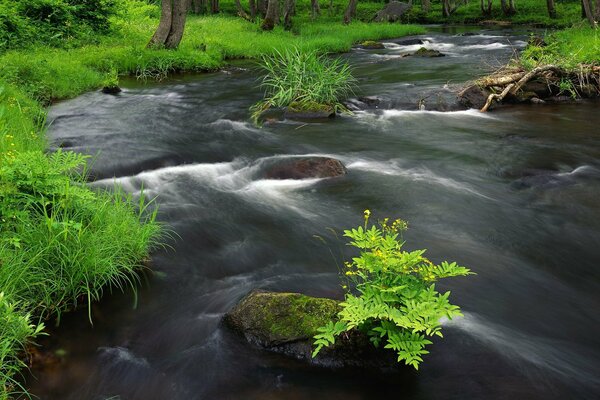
[
  {"xmin": 313, "ymin": 210, "xmax": 473, "ymax": 369},
  {"xmin": 250, "ymin": 47, "xmax": 356, "ymax": 124}
]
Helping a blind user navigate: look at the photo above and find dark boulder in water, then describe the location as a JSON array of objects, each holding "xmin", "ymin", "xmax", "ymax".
[
  {"xmin": 102, "ymin": 85, "xmax": 122, "ymax": 94},
  {"xmin": 457, "ymin": 84, "xmax": 491, "ymax": 109},
  {"xmin": 224, "ymin": 290, "xmax": 399, "ymax": 369},
  {"xmin": 264, "ymin": 157, "xmax": 346, "ymax": 180}
]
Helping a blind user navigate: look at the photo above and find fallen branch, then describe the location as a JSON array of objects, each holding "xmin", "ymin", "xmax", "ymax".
[
  {"xmin": 480, "ymin": 64, "xmax": 563, "ymax": 112},
  {"xmin": 480, "ymin": 83, "xmax": 515, "ymax": 112}
]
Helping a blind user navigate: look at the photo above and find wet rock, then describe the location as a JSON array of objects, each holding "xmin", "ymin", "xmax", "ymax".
[
  {"xmin": 359, "ymin": 40, "xmax": 385, "ymax": 50},
  {"xmin": 263, "ymin": 157, "xmax": 346, "ymax": 180},
  {"xmin": 393, "ymin": 38, "xmax": 424, "ymax": 46},
  {"xmin": 283, "ymin": 103, "xmax": 335, "ymax": 121},
  {"xmin": 224, "ymin": 290, "xmax": 399, "ymax": 369},
  {"xmin": 521, "ymin": 80, "xmax": 557, "ymax": 98},
  {"xmin": 530, "ymin": 97, "xmax": 546, "ymax": 104},
  {"xmin": 479, "ymin": 20, "xmax": 512, "ymax": 27},
  {"xmin": 373, "ymin": 1, "xmax": 412, "ymax": 22},
  {"xmin": 457, "ymin": 84, "xmax": 490, "ymax": 109},
  {"xmin": 101, "ymin": 85, "xmax": 122, "ymax": 94},
  {"xmin": 409, "ymin": 47, "xmax": 445, "ymax": 58}
]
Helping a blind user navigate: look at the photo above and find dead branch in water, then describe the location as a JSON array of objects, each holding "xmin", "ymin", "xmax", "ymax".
[{"xmin": 479, "ymin": 65, "xmax": 564, "ymax": 112}]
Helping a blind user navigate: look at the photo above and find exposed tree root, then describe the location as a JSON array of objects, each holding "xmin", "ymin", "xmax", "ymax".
[{"xmin": 471, "ymin": 63, "xmax": 600, "ymax": 112}]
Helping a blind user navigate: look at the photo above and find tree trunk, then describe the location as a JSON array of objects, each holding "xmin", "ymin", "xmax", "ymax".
[
  {"xmin": 480, "ymin": 0, "xmax": 492, "ymax": 16},
  {"xmin": 501, "ymin": 0, "xmax": 515, "ymax": 15},
  {"xmin": 257, "ymin": 0, "xmax": 267, "ymax": 16},
  {"xmin": 582, "ymin": 0, "xmax": 597, "ymax": 27},
  {"xmin": 546, "ymin": 0, "xmax": 556, "ymax": 18},
  {"xmin": 148, "ymin": 0, "xmax": 191, "ymax": 49},
  {"xmin": 211, "ymin": 0, "xmax": 219, "ymax": 13},
  {"xmin": 249, "ymin": 0, "xmax": 257, "ymax": 18},
  {"xmin": 283, "ymin": 0, "xmax": 295, "ymax": 29},
  {"xmin": 343, "ymin": 0, "xmax": 358, "ymax": 24},
  {"xmin": 596, "ymin": 0, "xmax": 600, "ymax": 21},
  {"xmin": 190, "ymin": 0, "xmax": 206, "ymax": 13},
  {"xmin": 422, "ymin": 0, "xmax": 431, "ymax": 13},
  {"xmin": 262, "ymin": 0, "xmax": 278, "ymax": 30},
  {"xmin": 235, "ymin": 0, "xmax": 250, "ymax": 18},
  {"xmin": 311, "ymin": 0, "xmax": 321, "ymax": 18}
]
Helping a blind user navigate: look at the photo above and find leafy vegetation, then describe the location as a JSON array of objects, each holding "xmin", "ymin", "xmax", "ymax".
[
  {"xmin": 251, "ymin": 48, "xmax": 356, "ymax": 122},
  {"xmin": 404, "ymin": 0, "xmax": 582, "ymax": 28},
  {"xmin": 313, "ymin": 211, "xmax": 473, "ymax": 369},
  {"xmin": 521, "ymin": 25, "xmax": 600, "ymax": 70}
]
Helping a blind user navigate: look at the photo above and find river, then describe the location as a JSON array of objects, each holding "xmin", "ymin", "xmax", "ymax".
[{"xmin": 29, "ymin": 27, "xmax": 600, "ymax": 399}]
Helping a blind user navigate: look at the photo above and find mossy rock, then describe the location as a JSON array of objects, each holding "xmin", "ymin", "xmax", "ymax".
[
  {"xmin": 359, "ymin": 40, "xmax": 385, "ymax": 50},
  {"xmin": 284, "ymin": 101, "xmax": 335, "ymax": 121},
  {"xmin": 101, "ymin": 85, "xmax": 122, "ymax": 94},
  {"xmin": 411, "ymin": 47, "xmax": 445, "ymax": 58},
  {"xmin": 224, "ymin": 290, "xmax": 399, "ymax": 369}
]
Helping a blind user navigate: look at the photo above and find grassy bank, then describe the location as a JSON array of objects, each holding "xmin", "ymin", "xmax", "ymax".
[
  {"xmin": 0, "ymin": 1, "xmax": 425, "ymax": 397},
  {"xmin": 403, "ymin": 0, "xmax": 582, "ymax": 28},
  {"xmin": 521, "ymin": 25, "xmax": 600, "ymax": 69}
]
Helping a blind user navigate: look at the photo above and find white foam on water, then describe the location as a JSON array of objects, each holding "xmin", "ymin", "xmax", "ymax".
[
  {"xmin": 445, "ymin": 312, "xmax": 600, "ymax": 387},
  {"xmin": 347, "ymin": 159, "xmax": 492, "ymax": 200},
  {"xmin": 93, "ymin": 155, "xmax": 335, "ymax": 216},
  {"xmin": 461, "ymin": 42, "xmax": 512, "ymax": 50},
  {"xmin": 381, "ymin": 108, "xmax": 497, "ymax": 119}
]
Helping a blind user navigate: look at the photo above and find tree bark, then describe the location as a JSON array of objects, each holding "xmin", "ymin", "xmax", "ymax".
[
  {"xmin": 480, "ymin": 0, "xmax": 492, "ymax": 16},
  {"xmin": 210, "ymin": 0, "xmax": 219, "ymax": 13},
  {"xmin": 257, "ymin": 0, "xmax": 268, "ymax": 16},
  {"xmin": 582, "ymin": 0, "xmax": 597, "ymax": 27},
  {"xmin": 546, "ymin": 0, "xmax": 556, "ymax": 18},
  {"xmin": 311, "ymin": 0, "xmax": 321, "ymax": 18},
  {"xmin": 501, "ymin": 0, "xmax": 515, "ymax": 15},
  {"xmin": 190, "ymin": 0, "xmax": 206, "ymax": 13},
  {"xmin": 235, "ymin": 0, "xmax": 251, "ymax": 18},
  {"xmin": 149, "ymin": 0, "xmax": 173, "ymax": 47},
  {"xmin": 249, "ymin": 0, "xmax": 257, "ymax": 18},
  {"xmin": 283, "ymin": 0, "xmax": 296, "ymax": 29},
  {"xmin": 343, "ymin": 0, "xmax": 358, "ymax": 24},
  {"xmin": 261, "ymin": 0, "xmax": 278, "ymax": 30},
  {"xmin": 596, "ymin": 0, "xmax": 600, "ymax": 21},
  {"xmin": 164, "ymin": 0, "xmax": 190, "ymax": 49}
]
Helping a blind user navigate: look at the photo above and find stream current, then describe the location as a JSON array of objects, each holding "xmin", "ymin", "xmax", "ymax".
[{"xmin": 30, "ymin": 27, "xmax": 600, "ymax": 399}]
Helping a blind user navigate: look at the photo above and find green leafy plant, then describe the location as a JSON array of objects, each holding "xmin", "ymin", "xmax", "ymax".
[
  {"xmin": 250, "ymin": 47, "xmax": 356, "ymax": 123},
  {"xmin": 313, "ymin": 210, "xmax": 473, "ymax": 369}
]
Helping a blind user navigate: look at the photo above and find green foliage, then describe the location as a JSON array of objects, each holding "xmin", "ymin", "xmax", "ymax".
[
  {"xmin": 313, "ymin": 211, "xmax": 473, "ymax": 369},
  {"xmin": 0, "ymin": 293, "xmax": 45, "ymax": 398},
  {"xmin": 0, "ymin": 0, "xmax": 117, "ymax": 51},
  {"xmin": 250, "ymin": 47, "xmax": 356, "ymax": 122},
  {"xmin": 521, "ymin": 26, "xmax": 600, "ymax": 70}
]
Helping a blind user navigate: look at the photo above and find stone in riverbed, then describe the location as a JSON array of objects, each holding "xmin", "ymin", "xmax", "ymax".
[
  {"xmin": 101, "ymin": 85, "xmax": 122, "ymax": 94},
  {"xmin": 358, "ymin": 40, "xmax": 385, "ymax": 50},
  {"xmin": 457, "ymin": 84, "xmax": 491, "ymax": 109},
  {"xmin": 409, "ymin": 47, "xmax": 445, "ymax": 58},
  {"xmin": 263, "ymin": 157, "xmax": 346, "ymax": 180},
  {"xmin": 224, "ymin": 290, "xmax": 399, "ymax": 369}
]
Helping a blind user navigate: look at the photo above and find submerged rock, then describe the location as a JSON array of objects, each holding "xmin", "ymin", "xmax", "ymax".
[
  {"xmin": 224, "ymin": 290, "xmax": 399, "ymax": 369},
  {"xmin": 373, "ymin": 1, "xmax": 412, "ymax": 22},
  {"xmin": 284, "ymin": 102, "xmax": 335, "ymax": 121},
  {"xmin": 264, "ymin": 157, "xmax": 346, "ymax": 180},
  {"xmin": 101, "ymin": 85, "xmax": 122, "ymax": 94},
  {"xmin": 409, "ymin": 47, "xmax": 445, "ymax": 58},
  {"xmin": 457, "ymin": 84, "xmax": 490, "ymax": 109}
]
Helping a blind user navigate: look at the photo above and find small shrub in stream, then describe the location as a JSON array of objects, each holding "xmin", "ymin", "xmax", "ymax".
[
  {"xmin": 313, "ymin": 210, "xmax": 473, "ymax": 369},
  {"xmin": 250, "ymin": 47, "xmax": 356, "ymax": 123}
]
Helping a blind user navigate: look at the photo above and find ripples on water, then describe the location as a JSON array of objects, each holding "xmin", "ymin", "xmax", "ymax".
[{"xmin": 31, "ymin": 28, "xmax": 600, "ymax": 399}]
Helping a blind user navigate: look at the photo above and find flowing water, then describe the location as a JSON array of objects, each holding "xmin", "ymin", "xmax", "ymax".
[{"xmin": 30, "ymin": 27, "xmax": 600, "ymax": 399}]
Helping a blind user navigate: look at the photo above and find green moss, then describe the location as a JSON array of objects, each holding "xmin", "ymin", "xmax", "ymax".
[{"xmin": 360, "ymin": 40, "xmax": 385, "ymax": 49}]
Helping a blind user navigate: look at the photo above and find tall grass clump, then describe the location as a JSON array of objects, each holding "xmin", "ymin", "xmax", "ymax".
[{"xmin": 251, "ymin": 48, "xmax": 356, "ymax": 122}]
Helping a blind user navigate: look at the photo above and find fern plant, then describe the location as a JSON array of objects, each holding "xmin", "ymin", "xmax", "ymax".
[{"xmin": 313, "ymin": 211, "xmax": 473, "ymax": 369}]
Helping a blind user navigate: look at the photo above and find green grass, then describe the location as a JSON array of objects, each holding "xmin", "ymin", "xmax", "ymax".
[
  {"xmin": 251, "ymin": 48, "xmax": 356, "ymax": 121},
  {"xmin": 521, "ymin": 25, "xmax": 600, "ymax": 69},
  {"xmin": 404, "ymin": 0, "xmax": 582, "ymax": 28}
]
